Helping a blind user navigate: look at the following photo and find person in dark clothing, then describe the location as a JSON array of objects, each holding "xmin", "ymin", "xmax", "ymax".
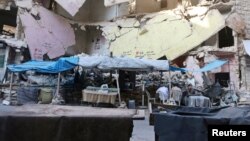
[
  {"xmin": 74, "ymin": 67, "xmax": 85, "ymax": 89},
  {"xmin": 181, "ymin": 84, "xmax": 196, "ymax": 106}
]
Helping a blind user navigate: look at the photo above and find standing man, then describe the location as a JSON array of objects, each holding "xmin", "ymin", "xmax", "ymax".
[
  {"xmin": 156, "ymin": 86, "xmax": 169, "ymax": 103},
  {"xmin": 181, "ymin": 84, "xmax": 196, "ymax": 106}
]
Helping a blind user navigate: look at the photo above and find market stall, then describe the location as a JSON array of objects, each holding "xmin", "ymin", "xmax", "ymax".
[
  {"xmin": 6, "ymin": 55, "xmax": 169, "ymax": 106},
  {"xmin": 6, "ymin": 57, "xmax": 78, "ymax": 104},
  {"xmin": 77, "ymin": 55, "xmax": 169, "ymax": 105},
  {"xmin": 167, "ymin": 59, "xmax": 229, "ymax": 107}
]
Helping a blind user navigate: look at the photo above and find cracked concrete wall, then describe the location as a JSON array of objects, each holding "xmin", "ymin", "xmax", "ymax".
[
  {"xmin": 84, "ymin": 27, "xmax": 110, "ymax": 56},
  {"xmin": 230, "ymin": 0, "xmax": 250, "ymax": 90},
  {"xmin": 65, "ymin": 25, "xmax": 87, "ymax": 56},
  {"xmin": 240, "ymin": 55, "xmax": 250, "ymax": 90},
  {"xmin": 55, "ymin": 0, "xmax": 129, "ymax": 56}
]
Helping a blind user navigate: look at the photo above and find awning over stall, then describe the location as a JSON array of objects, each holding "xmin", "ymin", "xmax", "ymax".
[
  {"xmin": 77, "ymin": 55, "xmax": 169, "ymax": 71},
  {"xmin": 170, "ymin": 59, "xmax": 228, "ymax": 72},
  {"xmin": 8, "ymin": 55, "xmax": 169, "ymax": 73},
  {"xmin": 7, "ymin": 57, "xmax": 78, "ymax": 73}
]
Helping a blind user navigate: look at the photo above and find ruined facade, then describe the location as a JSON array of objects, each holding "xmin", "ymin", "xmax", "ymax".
[
  {"xmin": 1, "ymin": 0, "xmax": 250, "ymax": 91},
  {"xmin": 231, "ymin": 0, "xmax": 250, "ymax": 90}
]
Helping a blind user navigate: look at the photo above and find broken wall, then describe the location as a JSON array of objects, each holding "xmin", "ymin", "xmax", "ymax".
[
  {"xmin": 66, "ymin": 25, "xmax": 87, "ymax": 56},
  {"xmin": 215, "ymin": 55, "xmax": 239, "ymax": 89},
  {"xmin": 135, "ymin": 0, "xmax": 161, "ymax": 13},
  {"xmin": 0, "ymin": 45, "xmax": 9, "ymax": 81},
  {"xmin": 89, "ymin": 0, "xmax": 129, "ymax": 22},
  {"xmin": 84, "ymin": 27, "xmax": 110, "ymax": 56},
  {"xmin": 54, "ymin": 0, "xmax": 130, "ymax": 56},
  {"xmin": 230, "ymin": 0, "xmax": 250, "ymax": 90},
  {"xmin": 232, "ymin": 0, "xmax": 250, "ymax": 38},
  {"xmin": 203, "ymin": 34, "xmax": 218, "ymax": 48},
  {"xmin": 240, "ymin": 55, "xmax": 250, "ymax": 90}
]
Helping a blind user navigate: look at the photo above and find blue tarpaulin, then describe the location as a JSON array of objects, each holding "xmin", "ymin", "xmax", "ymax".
[
  {"xmin": 8, "ymin": 57, "xmax": 78, "ymax": 73},
  {"xmin": 170, "ymin": 60, "xmax": 228, "ymax": 72}
]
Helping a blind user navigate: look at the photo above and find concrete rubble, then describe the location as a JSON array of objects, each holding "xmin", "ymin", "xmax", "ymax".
[{"xmin": 0, "ymin": 35, "xmax": 27, "ymax": 48}]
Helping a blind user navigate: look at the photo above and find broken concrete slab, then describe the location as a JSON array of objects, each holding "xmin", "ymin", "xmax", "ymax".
[
  {"xmin": 186, "ymin": 6, "xmax": 209, "ymax": 17},
  {"xmin": 146, "ymin": 10, "xmax": 182, "ymax": 24},
  {"xmin": 55, "ymin": 0, "xmax": 86, "ymax": 16},
  {"xmin": 19, "ymin": 6, "xmax": 75, "ymax": 60},
  {"xmin": 100, "ymin": 8, "xmax": 224, "ymax": 60},
  {"xmin": 165, "ymin": 9, "xmax": 225, "ymax": 60}
]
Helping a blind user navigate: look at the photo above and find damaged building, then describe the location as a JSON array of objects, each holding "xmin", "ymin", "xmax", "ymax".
[{"xmin": 0, "ymin": 0, "xmax": 250, "ymax": 92}]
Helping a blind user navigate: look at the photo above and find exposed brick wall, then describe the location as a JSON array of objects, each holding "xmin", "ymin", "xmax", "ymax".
[{"xmin": 233, "ymin": 0, "xmax": 250, "ymax": 38}]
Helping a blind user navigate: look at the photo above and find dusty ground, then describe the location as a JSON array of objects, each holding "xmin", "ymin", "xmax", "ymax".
[{"xmin": 130, "ymin": 111, "xmax": 155, "ymax": 141}]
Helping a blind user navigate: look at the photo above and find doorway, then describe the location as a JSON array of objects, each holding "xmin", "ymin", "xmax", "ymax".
[{"xmin": 215, "ymin": 73, "xmax": 230, "ymax": 87}]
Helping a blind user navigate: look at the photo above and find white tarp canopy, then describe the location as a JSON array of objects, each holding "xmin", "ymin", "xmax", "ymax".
[{"xmin": 77, "ymin": 55, "xmax": 169, "ymax": 71}]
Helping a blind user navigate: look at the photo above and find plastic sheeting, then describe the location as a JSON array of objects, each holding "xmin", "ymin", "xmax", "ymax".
[
  {"xmin": 17, "ymin": 87, "xmax": 39, "ymax": 104},
  {"xmin": 0, "ymin": 105, "xmax": 134, "ymax": 141},
  {"xmin": 154, "ymin": 106, "xmax": 250, "ymax": 141},
  {"xmin": 170, "ymin": 60, "xmax": 228, "ymax": 72},
  {"xmin": 8, "ymin": 55, "xmax": 169, "ymax": 73},
  {"xmin": 7, "ymin": 57, "xmax": 78, "ymax": 73},
  {"xmin": 78, "ymin": 55, "xmax": 169, "ymax": 71}
]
